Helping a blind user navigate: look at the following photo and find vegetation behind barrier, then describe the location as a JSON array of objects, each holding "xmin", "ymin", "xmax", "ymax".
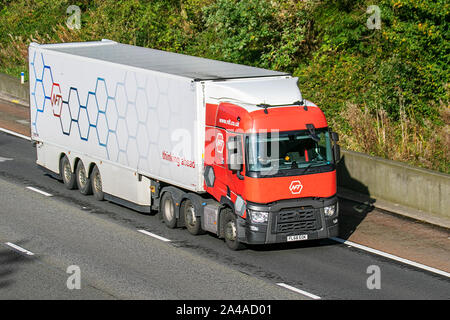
[{"xmin": 0, "ymin": 0, "xmax": 448, "ymax": 172}]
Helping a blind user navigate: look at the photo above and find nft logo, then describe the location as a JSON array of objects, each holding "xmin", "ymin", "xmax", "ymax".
[
  {"xmin": 289, "ymin": 180, "xmax": 303, "ymax": 195},
  {"xmin": 50, "ymin": 83, "xmax": 63, "ymax": 117}
]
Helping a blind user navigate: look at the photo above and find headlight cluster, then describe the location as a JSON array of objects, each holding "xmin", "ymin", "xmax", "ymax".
[
  {"xmin": 248, "ymin": 210, "xmax": 269, "ymax": 224},
  {"xmin": 324, "ymin": 203, "xmax": 338, "ymax": 217}
]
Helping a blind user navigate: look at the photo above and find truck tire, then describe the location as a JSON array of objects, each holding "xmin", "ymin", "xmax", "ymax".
[
  {"xmin": 60, "ymin": 155, "xmax": 77, "ymax": 190},
  {"xmin": 222, "ymin": 208, "xmax": 245, "ymax": 251},
  {"xmin": 160, "ymin": 192, "xmax": 177, "ymax": 229},
  {"xmin": 182, "ymin": 198, "xmax": 205, "ymax": 235},
  {"xmin": 91, "ymin": 165, "xmax": 104, "ymax": 201},
  {"xmin": 76, "ymin": 160, "xmax": 92, "ymax": 195}
]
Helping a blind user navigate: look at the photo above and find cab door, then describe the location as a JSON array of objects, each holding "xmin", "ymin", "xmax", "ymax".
[{"xmin": 225, "ymin": 132, "xmax": 245, "ymax": 200}]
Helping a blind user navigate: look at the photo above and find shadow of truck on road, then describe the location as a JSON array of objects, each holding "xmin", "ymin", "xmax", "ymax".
[
  {"xmin": 245, "ymin": 154, "xmax": 376, "ymax": 252},
  {"xmin": 336, "ymin": 155, "xmax": 376, "ymax": 240},
  {"xmin": 0, "ymin": 240, "xmax": 37, "ymax": 291}
]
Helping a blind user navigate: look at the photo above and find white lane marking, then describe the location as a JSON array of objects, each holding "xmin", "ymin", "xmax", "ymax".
[
  {"xmin": 276, "ymin": 283, "xmax": 321, "ymax": 300},
  {"xmin": 331, "ymin": 237, "xmax": 450, "ymax": 278},
  {"xmin": 5, "ymin": 242, "xmax": 34, "ymax": 256},
  {"xmin": 137, "ymin": 229, "xmax": 171, "ymax": 242},
  {"xmin": 15, "ymin": 119, "xmax": 30, "ymax": 125},
  {"xmin": 26, "ymin": 186, "xmax": 53, "ymax": 197},
  {"xmin": 0, "ymin": 156, "xmax": 13, "ymax": 162},
  {"xmin": 0, "ymin": 127, "xmax": 31, "ymax": 141}
]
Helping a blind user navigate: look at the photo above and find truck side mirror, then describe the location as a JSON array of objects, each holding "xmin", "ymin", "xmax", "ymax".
[
  {"xmin": 331, "ymin": 131, "xmax": 339, "ymax": 142},
  {"xmin": 330, "ymin": 131, "xmax": 340, "ymax": 163},
  {"xmin": 333, "ymin": 144, "xmax": 341, "ymax": 163},
  {"xmin": 227, "ymin": 136, "xmax": 243, "ymax": 173}
]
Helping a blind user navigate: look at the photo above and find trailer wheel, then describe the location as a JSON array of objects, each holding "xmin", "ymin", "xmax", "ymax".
[
  {"xmin": 160, "ymin": 192, "xmax": 177, "ymax": 229},
  {"xmin": 91, "ymin": 165, "xmax": 104, "ymax": 201},
  {"xmin": 222, "ymin": 208, "xmax": 245, "ymax": 251},
  {"xmin": 60, "ymin": 155, "xmax": 77, "ymax": 190},
  {"xmin": 76, "ymin": 160, "xmax": 92, "ymax": 195},
  {"xmin": 182, "ymin": 199, "xmax": 204, "ymax": 235}
]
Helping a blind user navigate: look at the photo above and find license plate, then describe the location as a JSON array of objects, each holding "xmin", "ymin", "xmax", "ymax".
[{"xmin": 287, "ymin": 234, "xmax": 308, "ymax": 242}]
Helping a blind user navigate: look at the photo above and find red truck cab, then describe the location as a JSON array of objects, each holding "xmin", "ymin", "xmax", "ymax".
[{"xmin": 203, "ymin": 77, "xmax": 340, "ymax": 249}]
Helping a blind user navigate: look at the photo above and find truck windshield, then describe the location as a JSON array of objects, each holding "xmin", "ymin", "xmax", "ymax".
[{"xmin": 246, "ymin": 128, "xmax": 333, "ymax": 177}]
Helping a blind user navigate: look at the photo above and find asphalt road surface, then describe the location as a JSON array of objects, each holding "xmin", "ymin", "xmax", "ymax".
[{"xmin": 0, "ymin": 130, "xmax": 449, "ymax": 300}]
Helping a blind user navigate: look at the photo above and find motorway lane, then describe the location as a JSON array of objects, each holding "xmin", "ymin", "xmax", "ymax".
[
  {"xmin": 0, "ymin": 178, "xmax": 303, "ymax": 300},
  {"xmin": 0, "ymin": 244, "xmax": 113, "ymax": 299},
  {"xmin": 0, "ymin": 132, "xmax": 303, "ymax": 300},
  {"xmin": 0, "ymin": 131, "xmax": 449, "ymax": 299}
]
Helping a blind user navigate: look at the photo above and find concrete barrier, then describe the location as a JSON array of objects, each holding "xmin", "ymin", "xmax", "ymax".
[
  {"xmin": 0, "ymin": 73, "xmax": 29, "ymax": 102},
  {"xmin": 337, "ymin": 149, "xmax": 450, "ymax": 223}
]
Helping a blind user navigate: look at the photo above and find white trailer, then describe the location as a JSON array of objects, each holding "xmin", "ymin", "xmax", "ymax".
[{"xmin": 28, "ymin": 40, "xmax": 287, "ymax": 211}]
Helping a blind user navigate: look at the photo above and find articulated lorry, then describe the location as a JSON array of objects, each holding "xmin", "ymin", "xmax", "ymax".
[{"xmin": 29, "ymin": 40, "xmax": 340, "ymax": 250}]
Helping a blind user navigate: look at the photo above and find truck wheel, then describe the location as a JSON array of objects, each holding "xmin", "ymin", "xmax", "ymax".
[
  {"xmin": 182, "ymin": 199, "xmax": 205, "ymax": 235},
  {"xmin": 91, "ymin": 165, "xmax": 104, "ymax": 201},
  {"xmin": 223, "ymin": 209, "xmax": 245, "ymax": 251},
  {"xmin": 76, "ymin": 160, "xmax": 92, "ymax": 195},
  {"xmin": 60, "ymin": 155, "xmax": 77, "ymax": 190},
  {"xmin": 160, "ymin": 192, "xmax": 177, "ymax": 229}
]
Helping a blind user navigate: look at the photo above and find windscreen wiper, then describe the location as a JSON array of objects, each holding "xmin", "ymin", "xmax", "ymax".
[
  {"xmin": 298, "ymin": 162, "xmax": 316, "ymax": 175},
  {"xmin": 298, "ymin": 161, "xmax": 332, "ymax": 175},
  {"xmin": 257, "ymin": 100, "xmax": 305, "ymax": 114}
]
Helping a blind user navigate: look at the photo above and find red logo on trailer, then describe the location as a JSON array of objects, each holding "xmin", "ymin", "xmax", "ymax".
[{"xmin": 50, "ymin": 83, "xmax": 63, "ymax": 117}]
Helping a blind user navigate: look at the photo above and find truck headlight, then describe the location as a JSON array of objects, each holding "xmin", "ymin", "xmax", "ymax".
[
  {"xmin": 249, "ymin": 210, "xmax": 269, "ymax": 224},
  {"xmin": 324, "ymin": 204, "xmax": 337, "ymax": 217}
]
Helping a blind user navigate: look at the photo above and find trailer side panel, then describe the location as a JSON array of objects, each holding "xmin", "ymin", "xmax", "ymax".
[{"xmin": 29, "ymin": 44, "xmax": 203, "ymax": 198}]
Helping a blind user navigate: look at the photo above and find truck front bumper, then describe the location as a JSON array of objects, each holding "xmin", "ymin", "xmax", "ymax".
[{"xmin": 238, "ymin": 196, "xmax": 339, "ymax": 245}]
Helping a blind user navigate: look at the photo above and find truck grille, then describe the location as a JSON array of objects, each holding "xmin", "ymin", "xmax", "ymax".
[{"xmin": 273, "ymin": 207, "xmax": 321, "ymax": 233}]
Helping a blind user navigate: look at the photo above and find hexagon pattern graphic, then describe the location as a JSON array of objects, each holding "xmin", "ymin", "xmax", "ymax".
[
  {"xmin": 95, "ymin": 78, "xmax": 108, "ymax": 113},
  {"xmin": 86, "ymin": 92, "xmax": 99, "ymax": 127},
  {"xmin": 78, "ymin": 107, "xmax": 90, "ymax": 141},
  {"xmin": 30, "ymin": 53, "xmax": 191, "ymax": 170},
  {"xmin": 60, "ymin": 102, "xmax": 72, "ymax": 135},
  {"xmin": 68, "ymin": 88, "xmax": 81, "ymax": 121},
  {"xmin": 96, "ymin": 112, "xmax": 109, "ymax": 147}
]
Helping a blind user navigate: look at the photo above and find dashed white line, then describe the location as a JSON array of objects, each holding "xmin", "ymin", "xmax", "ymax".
[
  {"xmin": 5, "ymin": 242, "xmax": 35, "ymax": 256},
  {"xmin": 26, "ymin": 186, "xmax": 53, "ymax": 197},
  {"xmin": 331, "ymin": 237, "xmax": 450, "ymax": 278},
  {"xmin": 276, "ymin": 283, "xmax": 321, "ymax": 300},
  {"xmin": 15, "ymin": 119, "xmax": 30, "ymax": 125},
  {"xmin": 137, "ymin": 229, "xmax": 171, "ymax": 242},
  {"xmin": 0, "ymin": 127, "xmax": 31, "ymax": 141},
  {"xmin": 0, "ymin": 156, "xmax": 13, "ymax": 163}
]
